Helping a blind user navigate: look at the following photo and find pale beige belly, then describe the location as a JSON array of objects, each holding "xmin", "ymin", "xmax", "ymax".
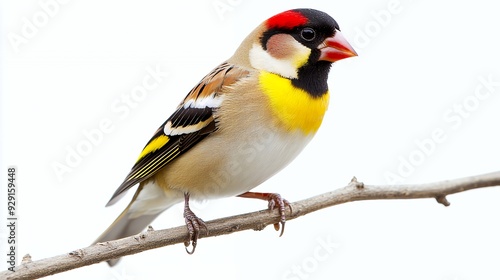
[{"xmin": 153, "ymin": 124, "xmax": 313, "ymax": 200}]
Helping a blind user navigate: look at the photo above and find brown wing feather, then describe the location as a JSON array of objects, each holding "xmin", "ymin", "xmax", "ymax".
[{"xmin": 182, "ymin": 62, "xmax": 250, "ymax": 102}]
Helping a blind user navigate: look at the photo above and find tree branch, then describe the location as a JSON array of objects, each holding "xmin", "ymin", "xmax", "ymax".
[{"xmin": 3, "ymin": 171, "xmax": 500, "ymax": 280}]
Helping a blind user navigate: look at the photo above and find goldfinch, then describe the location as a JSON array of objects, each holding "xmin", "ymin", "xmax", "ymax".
[{"xmin": 95, "ymin": 8, "xmax": 357, "ymax": 265}]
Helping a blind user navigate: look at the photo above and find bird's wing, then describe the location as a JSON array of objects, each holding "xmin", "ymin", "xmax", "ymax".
[{"xmin": 106, "ymin": 62, "xmax": 250, "ymax": 206}]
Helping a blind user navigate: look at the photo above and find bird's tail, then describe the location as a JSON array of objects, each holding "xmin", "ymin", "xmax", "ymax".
[
  {"xmin": 93, "ymin": 181, "xmax": 182, "ymax": 266},
  {"xmin": 94, "ymin": 207, "xmax": 162, "ymax": 266}
]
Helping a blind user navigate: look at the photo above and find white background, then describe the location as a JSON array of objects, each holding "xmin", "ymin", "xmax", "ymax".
[{"xmin": 2, "ymin": 0, "xmax": 500, "ymax": 279}]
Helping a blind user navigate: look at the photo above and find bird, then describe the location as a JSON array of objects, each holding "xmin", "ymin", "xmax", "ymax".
[{"xmin": 94, "ymin": 8, "xmax": 357, "ymax": 266}]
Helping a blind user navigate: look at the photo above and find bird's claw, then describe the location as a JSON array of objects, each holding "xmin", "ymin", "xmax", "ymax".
[
  {"xmin": 183, "ymin": 193, "xmax": 208, "ymax": 254},
  {"xmin": 266, "ymin": 193, "xmax": 292, "ymax": 237},
  {"xmin": 183, "ymin": 208, "xmax": 208, "ymax": 254}
]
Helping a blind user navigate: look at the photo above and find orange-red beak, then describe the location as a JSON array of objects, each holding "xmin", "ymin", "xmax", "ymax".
[{"xmin": 319, "ymin": 30, "xmax": 357, "ymax": 62}]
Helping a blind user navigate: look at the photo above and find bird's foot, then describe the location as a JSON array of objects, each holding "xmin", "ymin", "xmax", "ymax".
[
  {"xmin": 238, "ymin": 192, "xmax": 292, "ymax": 236},
  {"xmin": 183, "ymin": 194, "xmax": 207, "ymax": 254}
]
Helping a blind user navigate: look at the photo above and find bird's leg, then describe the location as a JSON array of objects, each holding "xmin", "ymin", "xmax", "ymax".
[
  {"xmin": 237, "ymin": 192, "xmax": 292, "ymax": 236},
  {"xmin": 183, "ymin": 193, "xmax": 207, "ymax": 254}
]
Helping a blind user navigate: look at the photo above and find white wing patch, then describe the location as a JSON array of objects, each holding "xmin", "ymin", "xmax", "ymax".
[
  {"xmin": 183, "ymin": 94, "xmax": 224, "ymax": 109},
  {"xmin": 163, "ymin": 94, "xmax": 222, "ymax": 136},
  {"xmin": 163, "ymin": 118, "xmax": 213, "ymax": 136}
]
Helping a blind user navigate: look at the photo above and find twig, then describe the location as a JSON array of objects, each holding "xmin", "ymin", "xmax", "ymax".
[{"xmin": 2, "ymin": 170, "xmax": 500, "ymax": 280}]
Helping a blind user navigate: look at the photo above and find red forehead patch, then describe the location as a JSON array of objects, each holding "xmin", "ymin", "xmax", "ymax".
[{"xmin": 266, "ymin": 10, "xmax": 308, "ymax": 29}]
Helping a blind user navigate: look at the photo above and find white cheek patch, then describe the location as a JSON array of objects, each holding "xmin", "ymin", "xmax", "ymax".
[
  {"xmin": 249, "ymin": 40, "xmax": 311, "ymax": 79},
  {"xmin": 250, "ymin": 43, "xmax": 298, "ymax": 79}
]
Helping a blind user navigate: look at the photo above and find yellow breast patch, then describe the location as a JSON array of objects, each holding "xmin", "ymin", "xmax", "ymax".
[{"xmin": 259, "ymin": 71, "xmax": 329, "ymax": 134}]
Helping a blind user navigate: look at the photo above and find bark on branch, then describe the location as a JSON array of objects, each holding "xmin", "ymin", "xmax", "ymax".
[{"xmin": 2, "ymin": 171, "xmax": 500, "ymax": 280}]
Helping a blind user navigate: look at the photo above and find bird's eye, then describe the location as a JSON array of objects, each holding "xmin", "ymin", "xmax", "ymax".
[{"xmin": 300, "ymin": 27, "xmax": 316, "ymax": 41}]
